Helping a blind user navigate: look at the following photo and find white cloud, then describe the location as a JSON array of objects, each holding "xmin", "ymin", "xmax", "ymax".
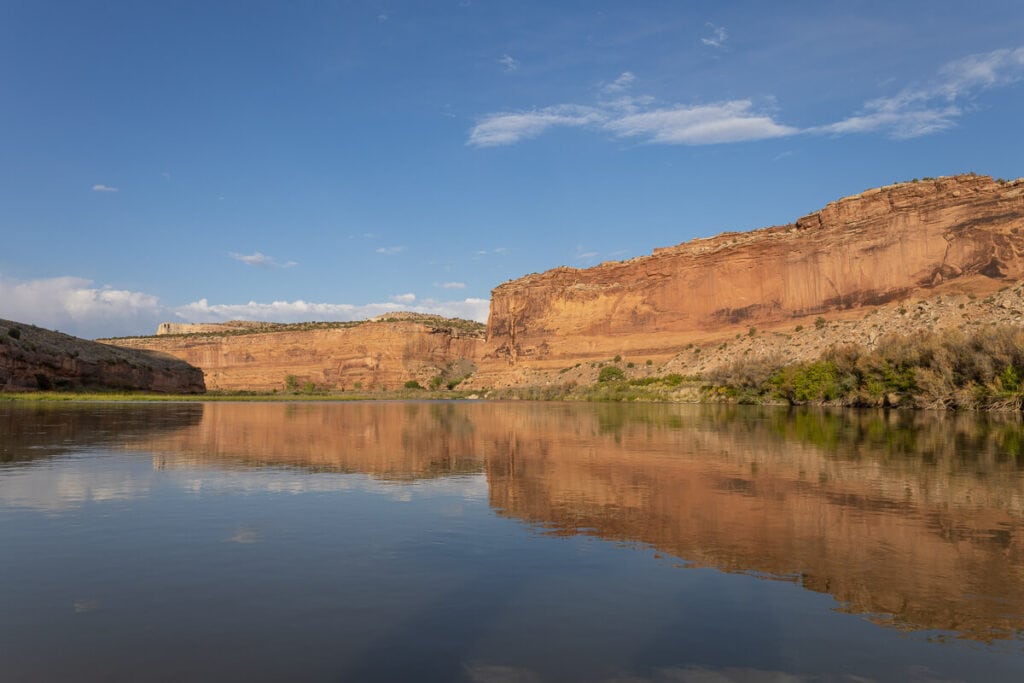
[
  {"xmin": 0, "ymin": 275, "xmax": 165, "ymax": 338},
  {"xmin": 817, "ymin": 46, "xmax": 1024, "ymax": 139},
  {"xmin": 92, "ymin": 184, "xmax": 119, "ymax": 192},
  {"xmin": 229, "ymin": 251, "xmax": 298, "ymax": 269},
  {"xmin": 468, "ymin": 105, "xmax": 604, "ymax": 147},
  {"xmin": 499, "ymin": 54, "xmax": 519, "ymax": 72},
  {"xmin": 602, "ymin": 71, "xmax": 636, "ymax": 94},
  {"xmin": 701, "ymin": 23, "xmax": 728, "ymax": 48},
  {"xmin": 469, "ymin": 86, "xmax": 792, "ymax": 147},
  {"xmin": 470, "ymin": 99, "xmax": 794, "ymax": 147},
  {"xmin": 470, "ymin": 46, "xmax": 1024, "ymax": 147},
  {"xmin": 608, "ymin": 101, "xmax": 798, "ymax": 145},
  {"xmin": 178, "ymin": 296, "xmax": 489, "ymax": 324},
  {"xmin": 472, "ymin": 247, "xmax": 510, "ymax": 259},
  {"xmin": 438, "ymin": 281, "xmax": 466, "ymax": 289},
  {"xmin": 376, "ymin": 245, "xmax": 406, "ymax": 255},
  {"xmin": 0, "ymin": 273, "xmax": 491, "ymax": 339}
]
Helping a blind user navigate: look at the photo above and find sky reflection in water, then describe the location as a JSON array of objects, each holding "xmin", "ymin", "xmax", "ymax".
[{"xmin": 1, "ymin": 401, "xmax": 1023, "ymax": 682}]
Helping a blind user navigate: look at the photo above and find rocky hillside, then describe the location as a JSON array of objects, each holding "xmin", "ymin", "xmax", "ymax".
[
  {"xmin": 0, "ymin": 319, "xmax": 205, "ymax": 393},
  {"xmin": 104, "ymin": 316, "xmax": 484, "ymax": 392},
  {"xmin": 473, "ymin": 174, "xmax": 1024, "ymax": 387}
]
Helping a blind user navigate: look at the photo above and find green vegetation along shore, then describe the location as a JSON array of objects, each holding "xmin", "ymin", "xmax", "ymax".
[{"xmin": 7, "ymin": 325, "xmax": 1024, "ymax": 412}]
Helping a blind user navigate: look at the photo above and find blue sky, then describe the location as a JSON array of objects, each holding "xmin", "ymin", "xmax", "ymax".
[{"xmin": 2, "ymin": 1, "xmax": 1022, "ymax": 338}]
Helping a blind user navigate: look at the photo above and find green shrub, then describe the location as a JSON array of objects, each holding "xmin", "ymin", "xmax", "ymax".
[
  {"xmin": 814, "ymin": 317, "xmax": 826, "ymax": 330},
  {"xmin": 8, "ymin": 328, "xmax": 20, "ymax": 339},
  {"xmin": 598, "ymin": 366, "xmax": 625, "ymax": 382},
  {"xmin": 404, "ymin": 380, "xmax": 424, "ymax": 390}
]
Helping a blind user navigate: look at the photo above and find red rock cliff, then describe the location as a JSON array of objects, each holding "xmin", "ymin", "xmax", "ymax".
[
  {"xmin": 105, "ymin": 317, "xmax": 482, "ymax": 392},
  {"xmin": 482, "ymin": 175, "xmax": 1024, "ymax": 372}
]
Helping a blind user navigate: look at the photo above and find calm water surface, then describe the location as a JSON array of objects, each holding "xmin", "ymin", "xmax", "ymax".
[{"xmin": 1, "ymin": 401, "xmax": 1023, "ymax": 682}]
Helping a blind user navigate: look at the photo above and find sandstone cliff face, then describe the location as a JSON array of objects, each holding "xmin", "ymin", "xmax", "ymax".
[
  {"xmin": 481, "ymin": 175, "xmax": 1024, "ymax": 378},
  {"xmin": 106, "ymin": 318, "xmax": 482, "ymax": 392},
  {"xmin": 0, "ymin": 319, "xmax": 205, "ymax": 393}
]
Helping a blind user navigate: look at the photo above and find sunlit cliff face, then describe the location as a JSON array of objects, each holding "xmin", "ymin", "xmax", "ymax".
[
  {"xmin": 106, "ymin": 320, "xmax": 481, "ymax": 392},
  {"xmin": 479, "ymin": 175, "xmax": 1024, "ymax": 378},
  {"xmin": 109, "ymin": 401, "xmax": 1024, "ymax": 642}
]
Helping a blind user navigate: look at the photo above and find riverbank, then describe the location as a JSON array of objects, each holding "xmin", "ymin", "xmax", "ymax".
[
  {"xmin": 7, "ymin": 324, "xmax": 1024, "ymax": 412},
  {"xmin": 0, "ymin": 389, "xmax": 480, "ymax": 403}
]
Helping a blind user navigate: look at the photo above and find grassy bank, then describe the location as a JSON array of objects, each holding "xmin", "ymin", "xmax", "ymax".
[
  {"xmin": 705, "ymin": 325, "xmax": 1024, "ymax": 410},
  {"xmin": 0, "ymin": 389, "xmax": 479, "ymax": 403}
]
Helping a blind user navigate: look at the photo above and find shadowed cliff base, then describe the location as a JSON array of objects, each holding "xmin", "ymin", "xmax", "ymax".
[{"xmin": 0, "ymin": 318, "xmax": 205, "ymax": 393}]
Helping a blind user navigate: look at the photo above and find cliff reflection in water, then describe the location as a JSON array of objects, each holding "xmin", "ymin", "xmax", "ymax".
[{"xmin": 137, "ymin": 401, "xmax": 1024, "ymax": 642}]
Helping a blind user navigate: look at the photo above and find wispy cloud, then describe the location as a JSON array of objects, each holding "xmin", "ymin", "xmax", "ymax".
[
  {"xmin": 602, "ymin": 71, "xmax": 636, "ymax": 94},
  {"xmin": 815, "ymin": 46, "xmax": 1024, "ymax": 139},
  {"xmin": 472, "ymin": 247, "xmax": 509, "ymax": 258},
  {"xmin": 92, "ymin": 184, "xmax": 119, "ymax": 193},
  {"xmin": 701, "ymin": 23, "xmax": 728, "ymax": 48},
  {"xmin": 391, "ymin": 292, "xmax": 416, "ymax": 303},
  {"xmin": 470, "ymin": 96, "xmax": 793, "ymax": 147},
  {"xmin": 470, "ymin": 46, "xmax": 1024, "ymax": 147},
  {"xmin": 499, "ymin": 54, "xmax": 519, "ymax": 72},
  {"xmin": 229, "ymin": 251, "xmax": 298, "ymax": 269},
  {"xmin": 608, "ymin": 100, "xmax": 797, "ymax": 145},
  {"xmin": 437, "ymin": 281, "xmax": 466, "ymax": 289},
  {"xmin": 376, "ymin": 245, "xmax": 406, "ymax": 255},
  {"xmin": 469, "ymin": 105, "xmax": 604, "ymax": 147}
]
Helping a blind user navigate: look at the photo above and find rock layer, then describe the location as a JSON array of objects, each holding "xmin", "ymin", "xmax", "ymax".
[
  {"xmin": 480, "ymin": 175, "xmax": 1024, "ymax": 380},
  {"xmin": 0, "ymin": 319, "xmax": 205, "ymax": 393},
  {"xmin": 105, "ymin": 318, "xmax": 482, "ymax": 392}
]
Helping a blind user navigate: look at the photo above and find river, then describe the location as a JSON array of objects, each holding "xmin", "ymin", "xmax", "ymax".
[{"xmin": 1, "ymin": 401, "xmax": 1022, "ymax": 681}]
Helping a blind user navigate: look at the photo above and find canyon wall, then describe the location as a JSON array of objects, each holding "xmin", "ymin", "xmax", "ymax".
[
  {"xmin": 481, "ymin": 175, "xmax": 1024, "ymax": 377},
  {"xmin": 0, "ymin": 319, "xmax": 205, "ymax": 393},
  {"xmin": 105, "ymin": 318, "xmax": 482, "ymax": 392}
]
